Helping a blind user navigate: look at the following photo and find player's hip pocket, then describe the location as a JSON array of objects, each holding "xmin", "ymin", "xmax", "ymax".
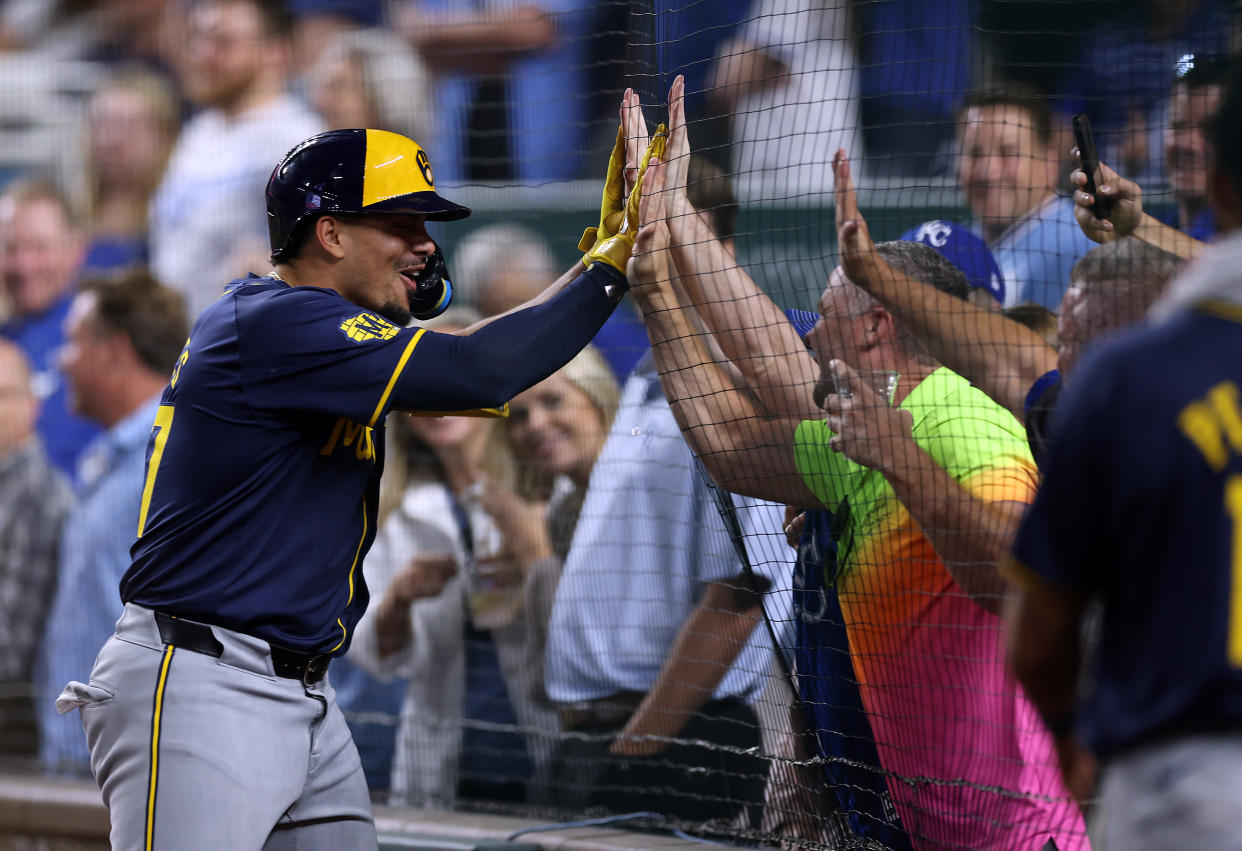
[{"xmin": 55, "ymin": 679, "xmax": 116, "ymax": 714}]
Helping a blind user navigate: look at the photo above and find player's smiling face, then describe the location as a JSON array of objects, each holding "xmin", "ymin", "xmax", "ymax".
[{"xmin": 335, "ymin": 213, "xmax": 434, "ymax": 325}]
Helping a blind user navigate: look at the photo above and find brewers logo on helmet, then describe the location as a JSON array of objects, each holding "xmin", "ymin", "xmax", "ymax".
[{"xmin": 266, "ymin": 129, "xmax": 471, "ymax": 320}]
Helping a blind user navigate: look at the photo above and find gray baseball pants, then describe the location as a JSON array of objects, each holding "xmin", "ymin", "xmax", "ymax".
[
  {"xmin": 1092, "ymin": 733, "xmax": 1242, "ymax": 850},
  {"xmin": 57, "ymin": 603, "xmax": 377, "ymax": 850}
]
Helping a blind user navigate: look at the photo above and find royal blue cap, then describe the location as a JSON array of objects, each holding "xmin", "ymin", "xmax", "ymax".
[
  {"xmin": 784, "ymin": 308, "xmax": 819, "ymax": 340},
  {"xmin": 899, "ymin": 220, "xmax": 1006, "ymax": 304}
]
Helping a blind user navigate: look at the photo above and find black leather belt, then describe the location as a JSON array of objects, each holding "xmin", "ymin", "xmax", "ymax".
[
  {"xmin": 557, "ymin": 691, "xmax": 646, "ymax": 732},
  {"xmin": 154, "ymin": 612, "xmax": 330, "ymax": 685}
]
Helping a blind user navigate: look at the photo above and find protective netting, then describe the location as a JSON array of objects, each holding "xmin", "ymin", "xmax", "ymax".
[{"xmin": 6, "ymin": 1, "xmax": 1237, "ymax": 849}]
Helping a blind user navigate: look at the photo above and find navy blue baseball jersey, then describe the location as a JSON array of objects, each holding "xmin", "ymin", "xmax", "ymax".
[
  {"xmin": 123, "ymin": 267, "xmax": 620, "ymax": 655},
  {"xmin": 1013, "ymin": 302, "xmax": 1242, "ymax": 759}
]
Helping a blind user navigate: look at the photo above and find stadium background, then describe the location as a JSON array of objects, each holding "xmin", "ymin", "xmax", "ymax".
[{"xmin": 0, "ymin": 0, "xmax": 1236, "ymax": 849}]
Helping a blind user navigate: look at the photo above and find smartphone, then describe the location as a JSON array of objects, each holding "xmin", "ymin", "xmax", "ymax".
[{"xmin": 1072, "ymin": 113, "xmax": 1112, "ymax": 219}]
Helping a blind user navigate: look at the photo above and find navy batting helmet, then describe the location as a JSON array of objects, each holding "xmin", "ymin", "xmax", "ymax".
[
  {"xmin": 266, "ymin": 128, "xmax": 470, "ymax": 261},
  {"xmin": 266, "ymin": 129, "xmax": 470, "ymax": 320}
]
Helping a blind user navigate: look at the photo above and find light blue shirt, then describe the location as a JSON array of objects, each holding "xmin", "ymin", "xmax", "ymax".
[
  {"xmin": 545, "ymin": 358, "xmax": 791, "ymax": 703},
  {"xmin": 37, "ymin": 397, "xmax": 160, "ymax": 775},
  {"xmin": 991, "ymin": 195, "xmax": 1097, "ymax": 312}
]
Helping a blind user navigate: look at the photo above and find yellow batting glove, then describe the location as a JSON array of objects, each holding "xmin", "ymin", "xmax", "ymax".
[
  {"xmin": 578, "ymin": 126, "xmax": 625, "ymax": 267},
  {"xmin": 579, "ymin": 124, "xmax": 667, "ymax": 274}
]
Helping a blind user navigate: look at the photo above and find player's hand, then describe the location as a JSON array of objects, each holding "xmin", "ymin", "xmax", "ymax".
[
  {"xmin": 832, "ymin": 150, "xmax": 886, "ymax": 291},
  {"xmin": 626, "ymin": 148, "xmax": 671, "ymax": 290},
  {"xmin": 389, "ymin": 553, "xmax": 457, "ymax": 607},
  {"xmin": 1070, "ymin": 149, "xmax": 1143, "ymax": 243},
  {"xmin": 579, "ymin": 123, "xmax": 667, "ymax": 274},
  {"xmin": 818, "ymin": 360, "xmax": 915, "ymax": 475}
]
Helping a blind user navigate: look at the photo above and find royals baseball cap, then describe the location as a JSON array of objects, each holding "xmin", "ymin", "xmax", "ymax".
[
  {"xmin": 899, "ymin": 220, "xmax": 1006, "ymax": 304},
  {"xmin": 784, "ymin": 308, "xmax": 819, "ymax": 340}
]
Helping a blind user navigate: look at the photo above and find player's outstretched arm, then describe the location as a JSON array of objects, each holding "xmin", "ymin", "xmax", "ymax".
[
  {"xmin": 832, "ymin": 151, "xmax": 1056, "ymax": 418},
  {"xmin": 628, "ymin": 151, "xmax": 821, "ymax": 508},
  {"xmin": 655, "ymin": 76, "xmax": 821, "ymax": 424},
  {"xmin": 452, "ymin": 259, "xmax": 587, "ymax": 336},
  {"xmin": 396, "ymin": 262, "xmax": 622, "ymax": 413},
  {"xmin": 390, "ymin": 130, "xmax": 663, "ymax": 415},
  {"xmin": 1004, "ymin": 567, "xmax": 1090, "ymax": 742},
  {"xmin": 1069, "ymin": 149, "xmax": 1204, "ymax": 261}
]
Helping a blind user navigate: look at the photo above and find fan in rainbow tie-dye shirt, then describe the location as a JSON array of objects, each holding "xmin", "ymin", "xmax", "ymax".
[{"xmin": 794, "ymin": 366, "xmax": 1086, "ymax": 850}]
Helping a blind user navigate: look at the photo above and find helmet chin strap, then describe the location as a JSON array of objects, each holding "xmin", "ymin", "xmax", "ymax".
[{"xmin": 408, "ymin": 241, "xmax": 454, "ymax": 321}]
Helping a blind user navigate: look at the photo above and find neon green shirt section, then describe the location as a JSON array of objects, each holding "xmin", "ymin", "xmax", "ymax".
[{"xmin": 792, "ymin": 366, "xmax": 1035, "ymax": 568}]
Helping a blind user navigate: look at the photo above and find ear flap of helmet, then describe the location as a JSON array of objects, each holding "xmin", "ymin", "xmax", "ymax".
[{"xmin": 409, "ymin": 243, "xmax": 454, "ymax": 321}]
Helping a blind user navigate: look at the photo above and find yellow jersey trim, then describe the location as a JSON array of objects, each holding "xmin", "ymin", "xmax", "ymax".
[
  {"xmin": 145, "ymin": 645, "xmax": 175, "ymax": 851},
  {"xmin": 407, "ymin": 404, "xmax": 510, "ymax": 419},
  {"xmin": 1197, "ymin": 300, "xmax": 1242, "ymax": 325},
  {"xmin": 369, "ymin": 329, "xmax": 425, "ymax": 428},
  {"xmin": 329, "ymin": 497, "xmax": 369, "ymax": 654}
]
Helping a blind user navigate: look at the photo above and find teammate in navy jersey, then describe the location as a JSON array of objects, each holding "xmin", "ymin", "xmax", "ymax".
[
  {"xmin": 54, "ymin": 127, "xmax": 658, "ymax": 850},
  {"xmin": 1007, "ymin": 60, "xmax": 1242, "ymax": 849}
]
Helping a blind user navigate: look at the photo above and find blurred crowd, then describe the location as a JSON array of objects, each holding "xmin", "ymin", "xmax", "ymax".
[{"xmin": 1, "ymin": 0, "xmax": 1241, "ymax": 846}]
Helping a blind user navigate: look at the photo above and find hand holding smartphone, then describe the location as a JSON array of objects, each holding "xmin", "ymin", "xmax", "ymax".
[{"xmin": 1072, "ymin": 113, "xmax": 1113, "ymax": 219}]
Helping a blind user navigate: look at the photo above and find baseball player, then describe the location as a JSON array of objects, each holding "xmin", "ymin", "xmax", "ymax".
[{"xmin": 54, "ymin": 127, "xmax": 655, "ymax": 850}]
